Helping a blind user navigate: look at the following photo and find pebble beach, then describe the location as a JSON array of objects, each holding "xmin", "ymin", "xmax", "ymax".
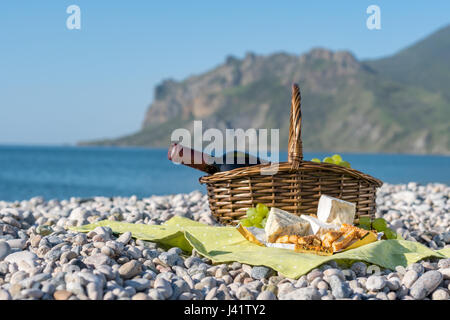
[{"xmin": 0, "ymin": 182, "xmax": 449, "ymax": 300}]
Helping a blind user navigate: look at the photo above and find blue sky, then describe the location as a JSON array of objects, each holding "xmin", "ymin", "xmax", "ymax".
[{"xmin": 1, "ymin": 1, "xmax": 449, "ymax": 145}]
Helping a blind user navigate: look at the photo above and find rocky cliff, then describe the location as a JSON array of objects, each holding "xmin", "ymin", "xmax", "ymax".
[{"xmin": 81, "ymin": 26, "xmax": 450, "ymax": 154}]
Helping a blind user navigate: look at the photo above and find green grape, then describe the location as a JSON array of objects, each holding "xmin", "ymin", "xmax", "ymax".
[
  {"xmin": 384, "ymin": 228, "xmax": 397, "ymax": 240},
  {"xmin": 240, "ymin": 218, "xmax": 253, "ymax": 227},
  {"xmin": 246, "ymin": 208, "xmax": 257, "ymax": 219},
  {"xmin": 311, "ymin": 158, "xmax": 321, "ymax": 163},
  {"xmin": 372, "ymin": 218, "xmax": 388, "ymax": 232},
  {"xmin": 253, "ymin": 223, "xmax": 263, "ymax": 229},
  {"xmin": 255, "ymin": 210, "xmax": 267, "ymax": 220},
  {"xmin": 323, "ymin": 157, "xmax": 334, "ymax": 164},
  {"xmin": 261, "ymin": 217, "xmax": 268, "ymax": 228},
  {"xmin": 249, "ymin": 214, "xmax": 263, "ymax": 224},
  {"xmin": 332, "ymin": 154, "xmax": 342, "ymax": 163},
  {"xmin": 359, "ymin": 216, "xmax": 371, "ymax": 227},
  {"xmin": 338, "ymin": 160, "xmax": 351, "ymax": 168},
  {"xmin": 256, "ymin": 203, "xmax": 269, "ymax": 217}
]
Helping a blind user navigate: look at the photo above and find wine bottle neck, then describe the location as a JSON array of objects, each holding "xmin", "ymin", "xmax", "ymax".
[{"xmin": 168, "ymin": 143, "xmax": 263, "ymax": 174}]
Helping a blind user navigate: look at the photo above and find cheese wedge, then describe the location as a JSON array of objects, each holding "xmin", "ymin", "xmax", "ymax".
[
  {"xmin": 342, "ymin": 230, "xmax": 377, "ymax": 251},
  {"xmin": 317, "ymin": 195, "xmax": 356, "ymax": 226},
  {"xmin": 264, "ymin": 207, "xmax": 311, "ymax": 243},
  {"xmin": 300, "ymin": 214, "xmax": 340, "ymax": 235},
  {"xmin": 236, "ymin": 224, "xmax": 265, "ymax": 246}
]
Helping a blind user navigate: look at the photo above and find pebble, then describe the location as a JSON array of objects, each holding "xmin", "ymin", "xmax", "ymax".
[
  {"xmin": 84, "ymin": 253, "xmax": 110, "ymax": 267},
  {"xmin": 53, "ymin": 290, "xmax": 72, "ymax": 300},
  {"xmin": 387, "ymin": 292, "xmax": 397, "ymax": 300},
  {"xmin": 86, "ymin": 282, "xmax": 103, "ymax": 300},
  {"xmin": 306, "ymin": 269, "xmax": 323, "ymax": 282},
  {"xmin": 431, "ymin": 288, "xmax": 450, "ymax": 300},
  {"xmin": 242, "ymin": 264, "xmax": 252, "ymax": 276},
  {"xmin": 277, "ymin": 282, "xmax": 295, "ymax": 297},
  {"xmin": 342, "ymin": 269, "xmax": 356, "ymax": 281},
  {"xmin": 0, "ymin": 289, "xmax": 12, "ymax": 300},
  {"xmin": 407, "ymin": 263, "xmax": 424, "ymax": 275},
  {"xmin": 117, "ymin": 232, "xmax": 132, "ymax": 244},
  {"xmin": 328, "ymin": 275, "xmax": 352, "ymax": 299},
  {"xmin": 132, "ymin": 292, "xmax": 150, "ymax": 300},
  {"xmin": 0, "ymin": 184, "xmax": 448, "ymax": 301},
  {"xmin": 317, "ymin": 281, "xmax": 328, "ymax": 290},
  {"xmin": 438, "ymin": 258, "xmax": 450, "ymax": 269},
  {"xmin": 73, "ymin": 234, "xmax": 87, "ymax": 246},
  {"xmin": 171, "ymin": 279, "xmax": 190, "ymax": 299},
  {"xmin": 280, "ymin": 287, "xmax": 321, "ymax": 300},
  {"xmin": 410, "ymin": 271, "xmax": 443, "ymax": 300},
  {"xmin": 124, "ymin": 278, "xmax": 151, "ymax": 291},
  {"xmin": 154, "ymin": 277, "xmax": 173, "ymax": 299},
  {"xmin": 386, "ymin": 278, "xmax": 401, "ymax": 291},
  {"xmin": 395, "ymin": 266, "xmax": 406, "ymax": 275},
  {"xmin": 4, "ymin": 251, "xmax": 37, "ymax": 268},
  {"xmin": 295, "ymin": 278, "xmax": 308, "ymax": 288},
  {"xmin": 251, "ymin": 266, "xmax": 273, "ymax": 280},
  {"xmin": 205, "ymin": 287, "xmax": 217, "ymax": 300},
  {"xmin": 366, "ymin": 275, "xmax": 386, "ymax": 291},
  {"xmin": 256, "ymin": 290, "xmax": 277, "ymax": 300},
  {"xmin": 6, "ymin": 239, "xmax": 26, "ymax": 250},
  {"xmin": 323, "ymin": 268, "xmax": 345, "ymax": 281},
  {"xmin": 375, "ymin": 292, "xmax": 388, "ymax": 300},
  {"xmin": 351, "ymin": 262, "xmax": 367, "ymax": 277},
  {"xmin": 101, "ymin": 246, "xmax": 114, "ymax": 257},
  {"xmin": 118, "ymin": 260, "xmax": 141, "ymax": 279},
  {"xmin": 440, "ymin": 268, "xmax": 450, "ymax": 280},
  {"xmin": 0, "ymin": 241, "xmax": 11, "ymax": 261},
  {"xmin": 402, "ymin": 270, "xmax": 419, "ymax": 288},
  {"xmin": 159, "ymin": 252, "xmax": 179, "ymax": 267},
  {"xmin": 236, "ymin": 286, "xmax": 254, "ymax": 300}
]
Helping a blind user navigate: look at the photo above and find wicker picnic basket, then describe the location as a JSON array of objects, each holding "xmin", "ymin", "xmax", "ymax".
[{"xmin": 199, "ymin": 84, "xmax": 383, "ymax": 226}]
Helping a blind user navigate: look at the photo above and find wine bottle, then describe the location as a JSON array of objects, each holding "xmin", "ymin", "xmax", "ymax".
[{"xmin": 168, "ymin": 143, "xmax": 262, "ymax": 174}]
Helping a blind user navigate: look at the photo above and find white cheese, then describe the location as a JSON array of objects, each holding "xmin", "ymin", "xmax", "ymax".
[
  {"xmin": 264, "ymin": 207, "xmax": 311, "ymax": 243},
  {"xmin": 317, "ymin": 195, "xmax": 356, "ymax": 226},
  {"xmin": 300, "ymin": 214, "xmax": 340, "ymax": 235}
]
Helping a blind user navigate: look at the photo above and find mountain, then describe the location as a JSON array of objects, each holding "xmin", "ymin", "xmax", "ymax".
[
  {"xmin": 366, "ymin": 24, "xmax": 450, "ymax": 100},
  {"xmin": 81, "ymin": 26, "xmax": 450, "ymax": 154}
]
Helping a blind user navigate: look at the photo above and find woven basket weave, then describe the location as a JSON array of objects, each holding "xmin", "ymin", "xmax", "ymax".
[{"xmin": 199, "ymin": 84, "xmax": 383, "ymax": 226}]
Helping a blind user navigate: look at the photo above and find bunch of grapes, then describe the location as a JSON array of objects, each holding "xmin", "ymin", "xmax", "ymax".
[
  {"xmin": 357, "ymin": 217, "xmax": 397, "ymax": 240},
  {"xmin": 311, "ymin": 154, "xmax": 351, "ymax": 168},
  {"xmin": 240, "ymin": 203, "xmax": 269, "ymax": 228}
]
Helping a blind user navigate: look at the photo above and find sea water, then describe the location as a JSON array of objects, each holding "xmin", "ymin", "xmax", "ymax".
[{"xmin": 0, "ymin": 145, "xmax": 448, "ymax": 201}]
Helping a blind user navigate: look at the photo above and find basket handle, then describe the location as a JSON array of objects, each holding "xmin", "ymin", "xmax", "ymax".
[{"xmin": 288, "ymin": 83, "xmax": 303, "ymax": 168}]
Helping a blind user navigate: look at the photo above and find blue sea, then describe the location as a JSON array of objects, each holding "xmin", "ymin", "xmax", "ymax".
[{"xmin": 0, "ymin": 145, "xmax": 449, "ymax": 202}]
